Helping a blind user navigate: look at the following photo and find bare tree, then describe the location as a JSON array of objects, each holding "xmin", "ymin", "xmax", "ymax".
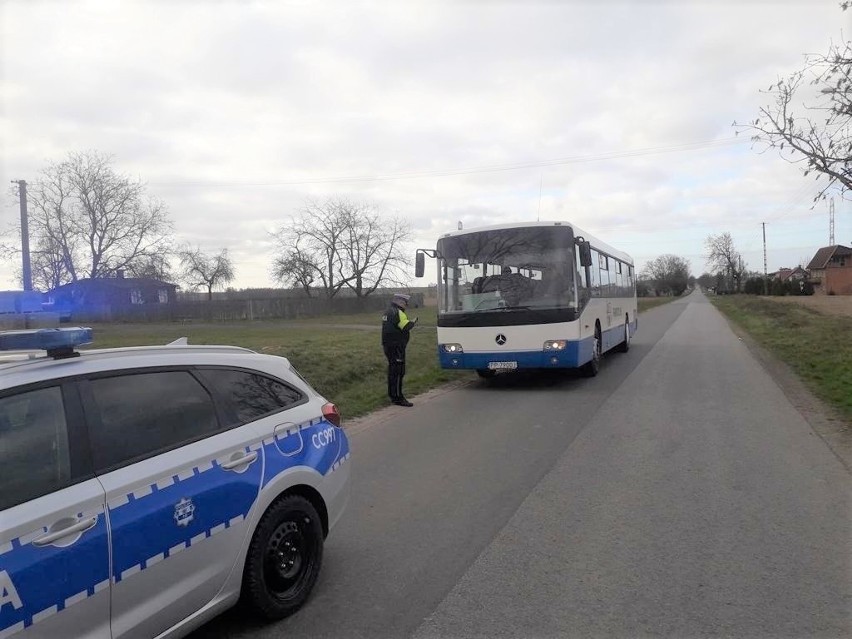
[
  {"xmin": 338, "ymin": 203, "xmax": 410, "ymax": 297},
  {"xmin": 733, "ymin": 5, "xmax": 851, "ymax": 200},
  {"xmin": 178, "ymin": 246, "xmax": 235, "ymax": 300},
  {"xmin": 271, "ymin": 247, "xmax": 318, "ymax": 297},
  {"xmin": 697, "ymin": 272, "xmax": 716, "ymax": 290},
  {"xmin": 272, "ymin": 197, "xmax": 411, "ymax": 298},
  {"xmin": 125, "ymin": 252, "xmax": 175, "ymax": 282},
  {"xmin": 705, "ymin": 232, "xmax": 747, "ymax": 293},
  {"xmin": 15, "ymin": 151, "xmax": 172, "ymax": 289},
  {"xmin": 641, "ymin": 254, "xmax": 691, "ymax": 296},
  {"xmin": 30, "ymin": 235, "xmax": 73, "ymax": 291}
]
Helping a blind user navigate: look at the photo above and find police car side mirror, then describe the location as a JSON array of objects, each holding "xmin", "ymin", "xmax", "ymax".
[{"xmin": 415, "ymin": 252, "xmax": 425, "ymax": 278}]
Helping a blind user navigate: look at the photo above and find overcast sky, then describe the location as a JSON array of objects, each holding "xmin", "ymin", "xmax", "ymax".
[{"xmin": 1, "ymin": 0, "xmax": 849, "ymax": 290}]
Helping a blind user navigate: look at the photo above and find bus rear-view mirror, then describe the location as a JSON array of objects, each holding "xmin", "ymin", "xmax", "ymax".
[
  {"xmin": 578, "ymin": 240, "xmax": 592, "ymax": 267},
  {"xmin": 415, "ymin": 252, "xmax": 425, "ymax": 278}
]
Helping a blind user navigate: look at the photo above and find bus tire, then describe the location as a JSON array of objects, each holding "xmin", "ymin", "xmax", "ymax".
[
  {"xmin": 581, "ymin": 326, "xmax": 601, "ymax": 377},
  {"xmin": 242, "ymin": 495, "xmax": 324, "ymax": 620},
  {"xmin": 616, "ymin": 316, "xmax": 630, "ymax": 353},
  {"xmin": 476, "ymin": 368, "xmax": 496, "ymax": 379}
]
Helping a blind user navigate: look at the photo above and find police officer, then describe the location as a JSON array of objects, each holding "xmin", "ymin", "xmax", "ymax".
[{"xmin": 381, "ymin": 293, "xmax": 418, "ymax": 406}]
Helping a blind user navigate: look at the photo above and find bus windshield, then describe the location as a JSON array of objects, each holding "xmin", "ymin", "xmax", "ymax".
[{"xmin": 436, "ymin": 226, "xmax": 576, "ymax": 315}]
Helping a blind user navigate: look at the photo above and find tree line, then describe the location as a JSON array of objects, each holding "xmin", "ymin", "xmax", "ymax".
[
  {"xmin": 3, "ymin": 151, "xmax": 410, "ymax": 299},
  {"xmin": 637, "ymin": 229, "xmax": 811, "ymax": 298}
]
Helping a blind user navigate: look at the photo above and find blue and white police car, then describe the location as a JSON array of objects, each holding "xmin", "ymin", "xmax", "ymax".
[{"xmin": 0, "ymin": 328, "xmax": 351, "ymax": 638}]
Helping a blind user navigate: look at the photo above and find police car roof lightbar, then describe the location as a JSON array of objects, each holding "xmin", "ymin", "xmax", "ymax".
[{"xmin": 0, "ymin": 327, "xmax": 93, "ymax": 359}]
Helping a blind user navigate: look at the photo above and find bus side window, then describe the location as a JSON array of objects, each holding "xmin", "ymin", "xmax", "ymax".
[
  {"xmin": 590, "ymin": 250, "xmax": 601, "ymax": 297},
  {"xmin": 575, "ymin": 252, "xmax": 587, "ymax": 289},
  {"xmin": 601, "ymin": 258, "xmax": 611, "ymax": 297},
  {"xmin": 616, "ymin": 261, "xmax": 624, "ymax": 296}
]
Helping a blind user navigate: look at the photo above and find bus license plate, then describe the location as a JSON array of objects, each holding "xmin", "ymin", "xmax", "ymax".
[{"xmin": 488, "ymin": 361, "xmax": 517, "ymax": 370}]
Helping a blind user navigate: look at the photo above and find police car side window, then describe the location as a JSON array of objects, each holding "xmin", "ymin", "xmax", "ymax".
[
  {"xmin": 87, "ymin": 371, "xmax": 218, "ymax": 472},
  {"xmin": 0, "ymin": 386, "xmax": 71, "ymax": 511},
  {"xmin": 199, "ymin": 369, "xmax": 305, "ymax": 425}
]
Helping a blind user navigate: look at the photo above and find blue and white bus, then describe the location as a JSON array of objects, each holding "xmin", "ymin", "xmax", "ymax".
[{"xmin": 415, "ymin": 221, "xmax": 637, "ymax": 378}]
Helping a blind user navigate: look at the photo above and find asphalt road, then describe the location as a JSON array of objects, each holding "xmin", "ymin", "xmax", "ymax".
[{"xmin": 191, "ymin": 290, "xmax": 851, "ymax": 639}]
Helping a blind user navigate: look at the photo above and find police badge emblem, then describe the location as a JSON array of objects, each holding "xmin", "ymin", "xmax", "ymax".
[{"xmin": 174, "ymin": 497, "xmax": 195, "ymax": 527}]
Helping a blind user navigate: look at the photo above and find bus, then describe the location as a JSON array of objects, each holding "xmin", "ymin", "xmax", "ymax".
[{"xmin": 415, "ymin": 221, "xmax": 637, "ymax": 378}]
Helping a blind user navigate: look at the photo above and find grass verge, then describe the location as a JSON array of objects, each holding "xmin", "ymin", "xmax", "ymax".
[{"xmin": 711, "ymin": 295, "xmax": 852, "ymax": 421}]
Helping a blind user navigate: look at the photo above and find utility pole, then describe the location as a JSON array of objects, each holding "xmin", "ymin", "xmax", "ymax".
[
  {"xmin": 829, "ymin": 198, "xmax": 835, "ymax": 245},
  {"xmin": 762, "ymin": 222, "xmax": 768, "ymax": 295},
  {"xmin": 737, "ymin": 255, "xmax": 742, "ymax": 293},
  {"xmin": 12, "ymin": 180, "xmax": 33, "ymax": 291}
]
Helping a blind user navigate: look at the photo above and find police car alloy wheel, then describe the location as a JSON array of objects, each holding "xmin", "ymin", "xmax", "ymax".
[{"xmin": 242, "ymin": 494, "xmax": 324, "ymax": 620}]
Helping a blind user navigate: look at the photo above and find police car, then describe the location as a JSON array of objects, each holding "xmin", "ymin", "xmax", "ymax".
[{"xmin": 0, "ymin": 328, "xmax": 351, "ymax": 638}]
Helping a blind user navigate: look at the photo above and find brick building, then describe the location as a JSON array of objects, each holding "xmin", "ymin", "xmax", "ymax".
[{"xmin": 806, "ymin": 245, "xmax": 852, "ymax": 295}]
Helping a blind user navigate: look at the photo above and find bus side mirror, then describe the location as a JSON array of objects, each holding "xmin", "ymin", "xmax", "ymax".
[
  {"xmin": 578, "ymin": 240, "xmax": 592, "ymax": 267},
  {"xmin": 415, "ymin": 252, "xmax": 425, "ymax": 278}
]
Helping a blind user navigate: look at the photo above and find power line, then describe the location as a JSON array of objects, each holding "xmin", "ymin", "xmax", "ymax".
[{"xmin": 149, "ymin": 137, "xmax": 747, "ymax": 188}]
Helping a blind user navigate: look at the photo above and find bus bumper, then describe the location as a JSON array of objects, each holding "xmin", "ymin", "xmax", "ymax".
[{"xmin": 438, "ymin": 337, "xmax": 593, "ymax": 370}]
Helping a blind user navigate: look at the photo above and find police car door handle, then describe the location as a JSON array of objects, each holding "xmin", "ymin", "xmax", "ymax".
[
  {"xmin": 220, "ymin": 451, "xmax": 258, "ymax": 471},
  {"xmin": 32, "ymin": 516, "xmax": 98, "ymax": 547}
]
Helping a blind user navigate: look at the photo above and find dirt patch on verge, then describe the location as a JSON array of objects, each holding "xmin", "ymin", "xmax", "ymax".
[
  {"xmin": 722, "ymin": 317, "xmax": 852, "ymax": 474},
  {"xmin": 762, "ymin": 295, "xmax": 852, "ymax": 318}
]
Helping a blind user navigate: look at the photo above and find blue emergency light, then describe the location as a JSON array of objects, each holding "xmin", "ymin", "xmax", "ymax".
[{"xmin": 0, "ymin": 327, "xmax": 93, "ymax": 358}]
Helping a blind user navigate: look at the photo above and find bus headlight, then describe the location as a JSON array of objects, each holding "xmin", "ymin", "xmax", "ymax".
[
  {"xmin": 441, "ymin": 343, "xmax": 464, "ymax": 353},
  {"xmin": 543, "ymin": 340, "xmax": 567, "ymax": 351}
]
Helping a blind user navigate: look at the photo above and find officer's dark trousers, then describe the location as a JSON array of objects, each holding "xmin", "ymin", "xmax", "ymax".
[{"xmin": 383, "ymin": 343, "xmax": 406, "ymax": 400}]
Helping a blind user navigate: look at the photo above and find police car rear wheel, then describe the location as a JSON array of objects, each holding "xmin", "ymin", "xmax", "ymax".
[{"xmin": 243, "ymin": 495, "xmax": 323, "ymax": 620}]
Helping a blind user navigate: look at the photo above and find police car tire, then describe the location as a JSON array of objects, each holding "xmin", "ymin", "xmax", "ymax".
[{"xmin": 242, "ymin": 494, "xmax": 324, "ymax": 620}]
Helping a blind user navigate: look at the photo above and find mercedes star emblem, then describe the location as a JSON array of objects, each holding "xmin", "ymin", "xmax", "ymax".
[{"xmin": 495, "ymin": 334, "xmax": 507, "ymax": 346}]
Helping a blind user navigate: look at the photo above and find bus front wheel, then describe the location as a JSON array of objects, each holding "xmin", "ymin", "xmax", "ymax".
[{"xmin": 582, "ymin": 327, "xmax": 601, "ymax": 377}]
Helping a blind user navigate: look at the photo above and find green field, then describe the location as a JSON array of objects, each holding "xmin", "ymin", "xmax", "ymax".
[
  {"xmin": 711, "ymin": 295, "xmax": 852, "ymax": 421},
  {"xmin": 83, "ymin": 299, "xmax": 675, "ymax": 420}
]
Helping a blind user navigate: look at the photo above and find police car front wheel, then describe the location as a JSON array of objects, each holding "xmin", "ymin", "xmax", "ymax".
[{"xmin": 242, "ymin": 494, "xmax": 324, "ymax": 620}]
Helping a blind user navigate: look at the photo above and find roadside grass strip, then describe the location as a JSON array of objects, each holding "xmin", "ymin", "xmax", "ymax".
[{"xmin": 712, "ymin": 295, "xmax": 852, "ymax": 421}]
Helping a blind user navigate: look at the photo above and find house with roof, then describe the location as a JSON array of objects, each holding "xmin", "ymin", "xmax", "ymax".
[
  {"xmin": 769, "ymin": 266, "xmax": 809, "ymax": 283},
  {"xmin": 806, "ymin": 245, "xmax": 852, "ymax": 295},
  {"xmin": 48, "ymin": 272, "xmax": 178, "ymax": 319}
]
